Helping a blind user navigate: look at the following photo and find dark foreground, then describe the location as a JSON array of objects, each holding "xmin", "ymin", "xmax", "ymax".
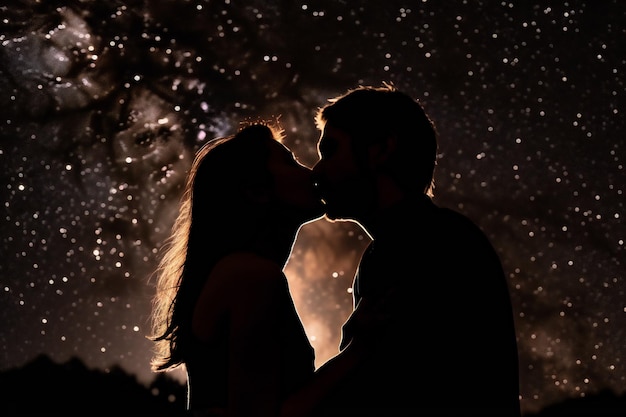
[{"xmin": 1, "ymin": 355, "xmax": 623, "ymax": 417}]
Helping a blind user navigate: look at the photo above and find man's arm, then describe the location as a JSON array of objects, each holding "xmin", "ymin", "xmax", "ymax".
[{"xmin": 280, "ymin": 296, "xmax": 390, "ymax": 417}]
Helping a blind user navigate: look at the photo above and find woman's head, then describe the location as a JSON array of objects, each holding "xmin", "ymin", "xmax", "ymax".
[
  {"xmin": 189, "ymin": 123, "xmax": 323, "ymax": 252},
  {"xmin": 189, "ymin": 123, "xmax": 278, "ymax": 251}
]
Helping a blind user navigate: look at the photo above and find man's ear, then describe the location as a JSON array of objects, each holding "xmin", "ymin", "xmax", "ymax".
[{"xmin": 368, "ymin": 135, "xmax": 397, "ymax": 168}]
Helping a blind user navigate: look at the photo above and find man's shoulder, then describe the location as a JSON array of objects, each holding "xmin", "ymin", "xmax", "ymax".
[
  {"xmin": 383, "ymin": 198, "xmax": 482, "ymax": 235},
  {"xmin": 375, "ymin": 200, "xmax": 497, "ymax": 260},
  {"xmin": 435, "ymin": 205, "xmax": 484, "ymax": 230}
]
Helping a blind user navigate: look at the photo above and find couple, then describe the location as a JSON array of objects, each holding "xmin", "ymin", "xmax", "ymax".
[{"xmin": 149, "ymin": 84, "xmax": 522, "ymax": 417}]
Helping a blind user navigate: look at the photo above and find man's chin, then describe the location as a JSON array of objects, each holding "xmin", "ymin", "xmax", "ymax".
[{"xmin": 323, "ymin": 213, "xmax": 358, "ymax": 224}]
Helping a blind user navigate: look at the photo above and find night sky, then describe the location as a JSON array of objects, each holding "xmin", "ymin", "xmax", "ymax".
[{"xmin": 1, "ymin": 1, "xmax": 624, "ymax": 415}]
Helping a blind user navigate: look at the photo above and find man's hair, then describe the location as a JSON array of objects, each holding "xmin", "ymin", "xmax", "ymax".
[{"xmin": 316, "ymin": 83, "xmax": 438, "ymax": 197}]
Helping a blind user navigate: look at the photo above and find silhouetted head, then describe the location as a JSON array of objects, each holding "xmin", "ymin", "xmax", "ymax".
[
  {"xmin": 189, "ymin": 123, "xmax": 324, "ymax": 256},
  {"xmin": 313, "ymin": 83, "xmax": 438, "ymax": 222}
]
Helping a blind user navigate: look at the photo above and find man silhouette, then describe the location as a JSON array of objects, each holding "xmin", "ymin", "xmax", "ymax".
[{"xmin": 309, "ymin": 83, "xmax": 521, "ymax": 417}]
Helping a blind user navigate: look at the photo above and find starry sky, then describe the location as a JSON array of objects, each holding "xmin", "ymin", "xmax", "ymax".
[{"xmin": 1, "ymin": 1, "xmax": 624, "ymax": 415}]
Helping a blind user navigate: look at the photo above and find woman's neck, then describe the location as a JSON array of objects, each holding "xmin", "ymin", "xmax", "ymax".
[{"xmin": 252, "ymin": 220, "xmax": 301, "ymax": 268}]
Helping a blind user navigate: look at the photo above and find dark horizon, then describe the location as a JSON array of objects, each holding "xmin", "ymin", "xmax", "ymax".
[{"xmin": 2, "ymin": 354, "xmax": 625, "ymax": 417}]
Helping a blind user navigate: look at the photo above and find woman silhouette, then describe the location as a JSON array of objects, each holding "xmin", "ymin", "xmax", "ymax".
[{"xmin": 148, "ymin": 122, "xmax": 325, "ymax": 416}]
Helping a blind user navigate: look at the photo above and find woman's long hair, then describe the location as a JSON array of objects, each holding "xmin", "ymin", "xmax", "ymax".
[{"xmin": 148, "ymin": 123, "xmax": 283, "ymax": 372}]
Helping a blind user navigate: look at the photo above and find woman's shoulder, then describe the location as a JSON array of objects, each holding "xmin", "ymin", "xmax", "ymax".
[
  {"xmin": 204, "ymin": 252, "xmax": 288, "ymax": 305},
  {"xmin": 214, "ymin": 252, "xmax": 285, "ymax": 284},
  {"xmin": 192, "ymin": 252, "xmax": 286, "ymax": 342}
]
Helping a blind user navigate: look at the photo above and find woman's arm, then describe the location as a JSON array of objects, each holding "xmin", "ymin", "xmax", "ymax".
[
  {"xmin": 279, "ymin": 339, "xmax": 364, "ymax": 417},
  {"xmin": 279, "ymin": 296, "xmax": 387, "ymax": 417},
  {"xmin": 228, "ymin": 259, "xmax": 290, "ymax": 417}
]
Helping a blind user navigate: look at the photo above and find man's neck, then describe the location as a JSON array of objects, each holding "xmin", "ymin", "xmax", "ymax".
[{"xmin": 367, "ymin": 192, "xmax": 431, "ymax": 240}]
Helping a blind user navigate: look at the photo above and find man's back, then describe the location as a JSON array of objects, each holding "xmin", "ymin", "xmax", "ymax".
[{"xmin": 313, "ymin": 195, "xmax": 521, "ymax": 417}]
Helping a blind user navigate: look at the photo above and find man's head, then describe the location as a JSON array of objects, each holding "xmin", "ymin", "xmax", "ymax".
[{"xmin": 313, "ymin": 83, "xmax": 438, "ymax": 223}]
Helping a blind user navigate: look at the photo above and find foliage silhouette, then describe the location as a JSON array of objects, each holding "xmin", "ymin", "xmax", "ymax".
[{"xmin": 0, "ymin": 354, "xmax": 186, "ymax": 417}]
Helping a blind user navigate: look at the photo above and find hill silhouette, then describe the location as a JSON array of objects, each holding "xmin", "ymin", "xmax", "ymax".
[
  {"xmin": 0, "ymin": 355, "xmax": 624, "ymax": 416},
  {"xmin": 0, "ymin": 354, "xmax": 187, "ymax": 416}
]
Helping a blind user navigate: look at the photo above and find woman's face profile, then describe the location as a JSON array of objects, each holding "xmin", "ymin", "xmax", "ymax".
[{"xmin": 265, "ymin": 141, "xmax": 325, "ymax": 223}]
